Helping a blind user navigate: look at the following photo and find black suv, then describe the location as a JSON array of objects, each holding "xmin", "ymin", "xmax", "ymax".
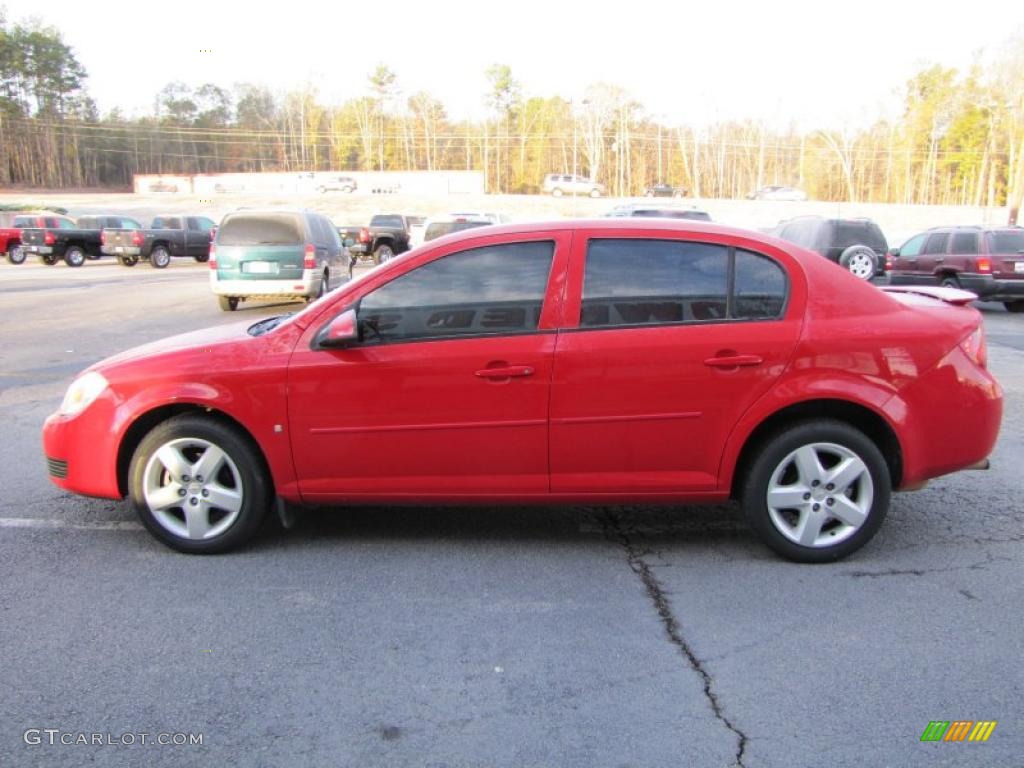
[{"xmin": 771, "ymin": 216, "xmax": 887, "ymax": 280}]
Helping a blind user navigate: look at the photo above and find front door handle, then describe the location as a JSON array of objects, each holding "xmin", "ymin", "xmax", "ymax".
[
  {"xmin": 475, "ymin": 365, "xmax": 534, "ymax": 379},
  {"xmin": 704, "ymin": 354, "xmax": 763, "ymax": 368}
]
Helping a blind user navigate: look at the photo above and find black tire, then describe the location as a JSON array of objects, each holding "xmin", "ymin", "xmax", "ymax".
[
  {"xmin": 941, "ymin": 274, "xmax": 962, "ymax": 290},
  {"xmin": 7, "ymin": 244, "xmax": 26, "ymax": 264},
  {"xmin": 307, "ymin": 271, "xmax": 328, "ymax": 302},
  {"xmin": 551, "ymin": 188, "xmax": 564, "ymax": 197},
  {"xmin": 128, "ymin": 415, "xmax": 270, "ymax": 554},
  {"xmin": 118, "ymin": 255, "xmax": 138, "ymax": 267},
  {"xmin": 194, "ymin": 252, "xmax": 210, "ymax": 263},
  {"xmin": 837, "ymin": 245, "xmax": 877, "ymax": 280},
  {"xmin": 740, "ymin": 419, "xmax": 891, "ymax": 563},
  {"xmin": 64, "ymin": 246, "xmax": 86, "ymax": 268},
  {"xmin": 218, "ymin": 295, "xmax": 239, "ymax": 312},
  {"xmin": 150, "ymin": 245, "xmax": 171, "ymax": 269},
  {"xmin": 41, "ymin": 254, "xmax": 59, "ymax": 265},
  {"xmin": 373, "ymin": 244, "xmax": 394, "ymax": 264},
  {"xmin": 1004, "ymin": 301, "xmax": 1024, "ymax": 313}
]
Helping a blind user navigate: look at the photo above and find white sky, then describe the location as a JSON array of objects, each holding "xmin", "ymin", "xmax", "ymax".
[{"xmin": 4, "ymin": 0, "xmax": 1023, "ymax": 129}]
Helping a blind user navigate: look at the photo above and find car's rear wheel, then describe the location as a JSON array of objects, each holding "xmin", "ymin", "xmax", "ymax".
[
  {"xmin": 129, "ymin": 415, "xmax": 270, "ymax": 553},
  {"xmin": 941, "ymin": 274, "xmax": 962, "ymax": 290},
  {"xmin": 1004, "ymin": 301, "xmax": 1024, "ymax": 313},
  {"xmin": 374, "ymin": 244, "xmax": 394, "ymax": 264},
  {"xmin": 307, "ymin": 271, "xmax": 328, "ymax": 302},
  {"xmin": 741, "ymin": 420, "xmax": 890, "ymax": 563},
  {"xmin": 150, "ymin": 245, "xmax": 171, "ymax": 269},
  {"xmin": 218, "ymin": 296, "xmax": 239, "ymax": 312},
  {"xmin": 64, "ymin": 246, "xmax": 86, "ymax": 267},
  {"xmin": 7, "ymin": 244, "xmax": 25, "ymax": 264},
  {"xmin": 838, "ymin": 246, "xmax": 876, "ymax": 280},
  {"xmin": 194, "ymin": 253, "xmax": 209, "ymax": 263}
]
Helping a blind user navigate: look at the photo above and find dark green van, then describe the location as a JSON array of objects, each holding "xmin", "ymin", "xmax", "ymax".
[{"xmin": 210, "ymin": 210, "xmax": 345, "ymax": 311}]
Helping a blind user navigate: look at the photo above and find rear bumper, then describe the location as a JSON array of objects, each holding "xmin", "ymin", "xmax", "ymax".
[
  {"xmin": 893, "ymin": 344, "xmax": 1002, "ymax": 488},
  {"xmin": 956, "ymin": 274, "xmax": 1024, "ymax": 302},
  {"xmin": 24, "ymin": 245, "xmax": 54, "ymax": 255},
  {"xmin": 101, "ymin": 246, "xmax": 141, "ymax": 256},
  {"xmin": 210, "ymin": 272, "xmax": 318, "ymax": 298}
]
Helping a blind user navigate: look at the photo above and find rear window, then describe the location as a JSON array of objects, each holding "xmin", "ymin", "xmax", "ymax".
[
  {"xmin": 217, "ymin": 214, "xmax": 303, "ymax": 246},
  {"xmin": 153, "ymin": 217, "xmax": 183, "ymax": 229},
  {"xmin": 370, "ymin": 215, "xmax": 405, "ymax": 229},
  {"xmin": 988, "ymin": 231, "xmax": 1024, "ymax": 253},
  {"xmin": 424, "ymin": 221, "xmax": 491, "ymax": 241},
  {"xmin": 832, "ymin": 221, "xmax": 887, "ymax": 251}
]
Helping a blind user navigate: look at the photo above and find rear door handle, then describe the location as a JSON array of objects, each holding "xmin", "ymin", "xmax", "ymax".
[
  {"xmin": 704, "ymin": 355, "xmax": 763, "ymax": 368},
  {"xmin": 475, "ymin": 366, "xmax": 534, "ymax": 379}
]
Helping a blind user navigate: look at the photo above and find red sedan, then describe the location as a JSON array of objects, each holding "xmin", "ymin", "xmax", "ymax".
[{"xmin": 42, "ymin": 220, "xmax": 1002, "ymax": 561}]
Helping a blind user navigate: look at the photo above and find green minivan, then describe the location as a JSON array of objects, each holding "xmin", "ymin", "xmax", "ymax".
[{"xmin": 210, "ymin": 210, "xmax": 345, "ymax": 311}]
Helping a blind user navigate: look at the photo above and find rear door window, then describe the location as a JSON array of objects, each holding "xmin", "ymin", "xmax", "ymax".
[
  {"xmin": 581, "ymin": 239, "xmax": 786, "ymax": 328},
  {"xmin": 218, "ymin": 214, "xmax": 303, "ymax": 246},
  {"xmin": 359, "ymin": 241, "xmax": 555, "ymax": 343},
  {"xmin": 950, "ymin": 231, "xmax": 979, "ymax": 254}
]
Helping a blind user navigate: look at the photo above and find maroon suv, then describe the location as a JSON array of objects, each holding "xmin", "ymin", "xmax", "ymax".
[{"xmin": 888, "ymin": 226, "xmax": 1024, "ymax": 312}]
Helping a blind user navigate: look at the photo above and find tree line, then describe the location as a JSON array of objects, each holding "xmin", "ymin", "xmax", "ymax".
[{"xmin": 3, "ymin": 14, "xmax": 1024, "ymax": 217}]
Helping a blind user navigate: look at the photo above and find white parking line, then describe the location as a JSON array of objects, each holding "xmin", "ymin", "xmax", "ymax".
[{"xmin": 0, "ymin": 517, "xmax": 143, "ymax": 531}]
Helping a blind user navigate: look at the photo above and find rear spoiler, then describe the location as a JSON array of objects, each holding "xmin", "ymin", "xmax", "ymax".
[{"xmin": 880, "ymin": 285, "xmax": 978, "ymax": 306}]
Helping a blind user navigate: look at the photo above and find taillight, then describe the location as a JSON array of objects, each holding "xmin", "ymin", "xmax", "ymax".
[
  {"xmin": 44, "ymin": 231, "xmax": 55, "ymax": 245},
  {"xmin": 359, "ymin": 228, "xmax": 371, "ymax": 243},
  {"xmin": 976, "ymin": 256, "xmax": 991, "ymax": 273},
  {"xmin": 208, "ymin": 244, "xmax": 217, "ymax": 269},
  {"xmin": 131, "ymin": 230, "xmax": 144, "ymax": 247},
  {"xmin": 303, "ymin": 244, "xmax": 316, "ymax": 269},
  {"xmin": 885, "ymin": 254, "xmax": 893, "ymax": 271},
  {"xmin": 960, "ymin": 325, "xmax": 988, "ymax": 369},
  {"xmin": 100, "ymin": 230, "xmax": 106, "ymax": 245}
]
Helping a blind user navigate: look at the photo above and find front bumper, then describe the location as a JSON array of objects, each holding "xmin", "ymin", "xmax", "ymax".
[{"xmin": 42, "ymin": 398, "xmax": 123, "ymax": 500}]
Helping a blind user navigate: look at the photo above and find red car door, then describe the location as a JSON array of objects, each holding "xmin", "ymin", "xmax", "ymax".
[
  {"xmin": 287, "ymin": 232, "xmax": 570, "ymax": 501},
  {"xmin": 550, "ymin": 232, "xmax": 803, "ymax": 494}
]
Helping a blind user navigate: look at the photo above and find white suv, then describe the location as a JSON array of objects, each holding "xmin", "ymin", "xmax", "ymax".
[{"xmin": 542, "ymin": 174, "xmax": 605, "ymax": 198}]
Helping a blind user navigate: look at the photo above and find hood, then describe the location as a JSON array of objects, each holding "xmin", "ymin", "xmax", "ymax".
[{"xmin": 89, "ymin": 318, "xmax": 261, "ymax": 373}]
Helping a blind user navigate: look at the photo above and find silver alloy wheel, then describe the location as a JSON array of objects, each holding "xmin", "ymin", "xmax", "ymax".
[
  {"xmin": 9, "ymin": 244, "xmax": 26, "ymax": 264},
  {"xmin": 847, "ymin": 252, "xmax": 874, "ymax": 279},
  {"xmin": 142, "ymin": 437, "xmax": 244, "ymax": 540},
  {"xmin": 765, "ymin": 441, "xmax": 873, "ymax": 548}
]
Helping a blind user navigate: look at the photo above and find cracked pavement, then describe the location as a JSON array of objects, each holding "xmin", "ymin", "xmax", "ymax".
[{"xmin": 1, "ymin": 261, "xmax": 1021, "ymax": 766}]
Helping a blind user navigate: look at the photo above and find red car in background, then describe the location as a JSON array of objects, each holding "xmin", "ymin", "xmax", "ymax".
[
  {"xmin": 42, "ymin": 220, "xmax": 1002, "ymax": 561},
  {"xmin": 0, "ymin": 212, "xmax": 76, "ymax": 264}
]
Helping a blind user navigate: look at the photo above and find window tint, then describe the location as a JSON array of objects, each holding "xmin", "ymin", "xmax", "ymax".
[
  {"xmin": 424, "ymin": 220, "xmax": 490, "ymax": 241},
  {"xmin": 582, "ymin": 239, "xmax": 728, "ymax": 326},
  {"xmin": 833, "ymin": 222, "xmax": 886, "ymax": 252},
  {"xmin": 950, "ymin": 231, "xmax": 979, "ymax": 254},
  {"xmin": 370, "ymin": 215, "xmax": 405, "ymax": 229},
  {"xmin": 359, "ymin": 241, "xmax": 554, "ymax": 343},
  {"xmin": 308, "ymin": 216, "xmax": 325, "ymax": 244},
  {"xmin": 734, "ymin": 250, "xmax": 787, "ymax": 319},
  {"xmin": 899, "ymin": 234, "xmax": 927, "ymax": 257},
  {"xmin": 217, "ymin": 214, "xmax": 302, "ymax": 246},
  {"xmin": 923, "ymin": 233, "xmax": 950, "ymax": 255},
  {"xmin": 987, "ymin": 231, "xmax": 1024, "ymax": 253},
  {"xmin": 122, "ymin": 218, "xmax": 142, "ymax": 229}
]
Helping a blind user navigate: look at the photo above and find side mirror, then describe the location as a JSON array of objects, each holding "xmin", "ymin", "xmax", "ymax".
[
  {"xmin": 316, "ymin": 309, "xmax": 358, "ymax": 349},
  {"xmin": 888, "ymin": 247, "xmax": 900, "ymax": 257}
]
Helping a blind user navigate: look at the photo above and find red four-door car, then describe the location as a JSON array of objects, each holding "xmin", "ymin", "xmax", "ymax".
[{"xmin": 42, "ymin": 220, "xmax": 1002, "ymax": 561}]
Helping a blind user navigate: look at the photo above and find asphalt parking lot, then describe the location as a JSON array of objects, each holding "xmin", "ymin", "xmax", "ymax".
[{"xmin": 1, "ymin": 259, "xmax": 1021, "ymax": 767}]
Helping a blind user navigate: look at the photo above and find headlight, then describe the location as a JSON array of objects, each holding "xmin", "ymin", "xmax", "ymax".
[{"xmin": 59, "ymin": 371, "xmax": 109, "ymax": 416}]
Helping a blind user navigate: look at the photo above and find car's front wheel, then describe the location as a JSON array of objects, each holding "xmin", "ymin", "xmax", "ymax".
[
  {"xmin": 838, "ymin": 246, "xmax": 877, "ymax": 280},
  {"xmin": 129, "ymin": 415, "xmax": 270, "ymax": 553},
  {"xmin": 741, "ymin": 420, "xmax": 890, "ymax": 562},
  {"xmin": 7, "ymin": 244, "xmax": 26, "ymax": 264}
]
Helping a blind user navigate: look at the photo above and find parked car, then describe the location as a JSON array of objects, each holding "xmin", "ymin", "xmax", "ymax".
[
  {"xmin": 644, "ymin": 183, "xmax": 687, "ymax": 198},
  {"xmin": 543, "ymin": 173, "xmax": 605, "ymax": 197},
  {"xmin": 347, "ymin": 214, "xmax": 420, "ymax": 264},
  {"xmin": 1, "ymin": 212, "xmax": 76, "ymax": 264},
  {"xmin": 316, "ymin": 176, "xmax": 357, "ymax": 194},
  {"xmin": 102, "ymin": 215, "xmax": 217, "ymax": 268},
  {"xmin": 748, "ymin": 186, "xmax": 808, "ymax": 201},
  {"xmin": 605, "ymin": 203, "xmax": 712, "ymax": 221},
  {"xmin": 43, "ymin": 219, "xmax": 1002, "ymax": 561},
  {"xmin": 771, "ymin": 216, "xmax": 887, "ymax": 280},
  {"xmin": 209, "ymin": 210, "xmax": 344, "ymax": 311},
  {"xmin": 412, "ymin": 214, "xmax": 494, "ymax": 247},
  {"xmin": 21, "ymin": 215, "xmax": 143, "ymax": 267},
  {"xmin": 888, "ymin": 226, "xmax": 1024, "ymax": 312}
]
